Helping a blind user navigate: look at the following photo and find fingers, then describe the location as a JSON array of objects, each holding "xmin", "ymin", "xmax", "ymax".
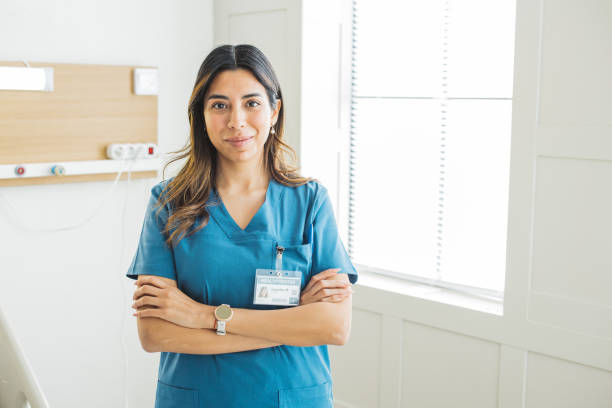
[
  {"xmin": 132, "ymin": 295, "xmax": 161, "ymax": 309},
  {"xmin": 303, "ymin": 268, "xmax": 342, "ymax": 292},
  {"xmin": 133, "ymin": 306, "xmax": 162, "ymax": 318},
  {"xmin": 320, "ymin": 294, "xmax": 350, "ymax": 303},
  {"xmin": 301, "ymin": 291, "xmax": 350, "ymax": 305},
  {"xmin": 133, "ymin": 284, "xmax": 162, "ymax": 301},
  {"xmin": 306, "ymin": 278, "xmax": 351, "ymax": 297},
  {"xmin": 300, "ymin": 285, "xmax": 353, "ymax": 305},
  {"xmin": 313, "ymin": 287, "xmax": 353, "ymax": 299},
  {"xmin": 134, "ymin": 276, "xmax": 167, "ymax": 289}
]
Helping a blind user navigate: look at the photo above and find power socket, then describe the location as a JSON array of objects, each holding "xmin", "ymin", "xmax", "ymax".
[{"xmin": 106, "ymin": 143, "xmax": 158, "ymax": 160}]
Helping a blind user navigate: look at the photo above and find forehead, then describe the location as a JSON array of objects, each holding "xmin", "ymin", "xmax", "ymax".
[{"xmin": 205, "ymin": 68, "xmax": 266, "ymax": 97}]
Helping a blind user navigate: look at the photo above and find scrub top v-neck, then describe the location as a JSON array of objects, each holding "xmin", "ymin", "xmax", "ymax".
[
  {"xmin": 127, "ymin": 177, "xmax": 358, "ymax": 408},
  {"xmin": 209, "ymin": 177, "xmax": 277, "ymax": 240}
]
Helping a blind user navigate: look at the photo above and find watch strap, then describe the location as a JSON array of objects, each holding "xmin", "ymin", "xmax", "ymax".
[{"xmin": 216, "ymin": 320, "xmax": 227, "ymax": 336}]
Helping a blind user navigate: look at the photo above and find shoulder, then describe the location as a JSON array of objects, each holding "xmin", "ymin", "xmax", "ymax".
[
  {"xmin": 147, "ymin": 178, "xmax": 176, "ymax": 219},
  {"xmin": 277, "ymin": 178, "xmax": 328, "ymax": 205},
  {"xmin": 276, "ymin": 179, "xmax": 331, "ymax": 221},
  {"xmin": 150, "ymin": 177, "xmax": 175, "ymax": 198}
]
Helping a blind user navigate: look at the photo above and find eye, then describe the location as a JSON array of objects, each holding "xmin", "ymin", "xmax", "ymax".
[
  {"xmin": 246, "ymin": 100, "xmax": 260, "ymax": 108},
  {"xmin": 211, "ymin": 102, "xmax": 227, "ymax": 110}
]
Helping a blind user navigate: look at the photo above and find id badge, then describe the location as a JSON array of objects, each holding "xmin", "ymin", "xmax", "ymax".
[{"xmin": 253, "ymin": 269, "xmax": 302, "ymax": 306}]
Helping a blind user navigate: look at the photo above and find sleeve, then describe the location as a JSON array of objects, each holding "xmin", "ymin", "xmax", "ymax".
[
  {"xmin": 309, "ymin": 184, "xmax": 358, "ymax": 284},
  {"xmin": 125, "ymin": 184, "xmax": 177, "ymax": 281}
]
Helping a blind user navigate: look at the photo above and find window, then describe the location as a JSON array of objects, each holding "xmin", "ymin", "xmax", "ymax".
[{"xmin": 349, "ymin": 0, "xmax": 516, "ymax": 299}]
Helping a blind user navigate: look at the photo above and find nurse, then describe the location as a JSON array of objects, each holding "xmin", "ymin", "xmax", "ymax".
[{"xmin": 127, "ymin": 44, "xmax": 358, "ymax": 408}]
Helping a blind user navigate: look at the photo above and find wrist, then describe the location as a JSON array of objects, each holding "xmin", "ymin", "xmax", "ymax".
[
  {"xmin": 213, "ymin": 304, "xmax": 234, "ymax": 335},
  {"xmin": 199, "ymin": 304, "xmax": 216, "ymax": 329}
]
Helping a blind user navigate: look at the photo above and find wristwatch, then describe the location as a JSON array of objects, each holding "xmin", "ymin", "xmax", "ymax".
[{"xmin": 214, "ymin": 304, "xmax": 233, "ymax": 336}]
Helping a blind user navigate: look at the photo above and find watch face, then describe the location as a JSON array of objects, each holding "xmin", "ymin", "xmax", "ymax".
[{"xmin": 216, "ymin": 305, "xmax": 232, "ymax": 320}]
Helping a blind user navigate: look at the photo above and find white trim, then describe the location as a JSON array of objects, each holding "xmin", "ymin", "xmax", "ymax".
[
  {"xmin": 357, "ymin": 269, "xmax": 503, "ymax": 317},
  {"xmin": 0, "ymin": 159, "xmax": 160, "ymax": 180},
  {"xmin": 334, "ymin": 398, "xmax": 359, "ymax": 408},
  {"xmin": 378, "ymin": 315, "xmax": 402, "ymax": 408},
  {"xmin": 357, "ymin": 264, "xmax": 504, "ymax": 302}
]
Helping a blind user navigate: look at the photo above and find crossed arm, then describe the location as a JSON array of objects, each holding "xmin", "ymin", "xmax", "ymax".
[{"xmin": 132, "ymin": 271, "xmax": 353, "ymax": 354}]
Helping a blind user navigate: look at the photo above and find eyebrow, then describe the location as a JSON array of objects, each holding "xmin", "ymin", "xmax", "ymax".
[{"xmin": 206, "ymin": 92, "xmax": 263, "ymax": 101}]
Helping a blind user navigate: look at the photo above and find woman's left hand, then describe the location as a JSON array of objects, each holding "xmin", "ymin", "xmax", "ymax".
[{"xmin": 132, "ymin": 276, "xmax": 213, "ymax": 329}]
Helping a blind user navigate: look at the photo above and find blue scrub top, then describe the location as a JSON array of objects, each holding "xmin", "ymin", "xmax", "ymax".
[{"xmin": 126, "ymin": 177, "xmax": 358, "ymax": 408}]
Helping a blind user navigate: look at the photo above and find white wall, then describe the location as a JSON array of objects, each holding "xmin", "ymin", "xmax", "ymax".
[{"xmin": 0, "ymin": 1, "xmax": 213, "ymax": 407}]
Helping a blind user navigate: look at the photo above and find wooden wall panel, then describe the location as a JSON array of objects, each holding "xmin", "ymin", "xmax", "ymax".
[{"xmin": 0, "ymin": 61, "xmax": 158, "ymax": 185}]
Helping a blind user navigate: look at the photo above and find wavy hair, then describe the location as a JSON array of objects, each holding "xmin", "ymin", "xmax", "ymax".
[{"xmin": 156, "ymin": 44, "xmax": 313, "ymax": 247}]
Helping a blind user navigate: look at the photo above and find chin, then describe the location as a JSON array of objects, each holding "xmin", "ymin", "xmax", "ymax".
[{"xmin": 225, "ymin": 148, "xmax": 262, "ymax": 163}]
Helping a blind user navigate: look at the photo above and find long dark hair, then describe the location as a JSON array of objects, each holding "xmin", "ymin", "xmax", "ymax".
[{"xmin": 157, "ymin": 44, "xmax": 312, "ymax": 247}]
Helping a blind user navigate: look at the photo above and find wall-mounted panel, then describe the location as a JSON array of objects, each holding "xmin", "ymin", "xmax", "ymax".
[
  {"xmin": 330, "ymin": 308, "xmax": 382, "ymax": 408},
  {"xmin": 528, "ymin": 292, "xmax": 612, "ymax": 340},
  {"xmin": 401, "ymin": 320, "xmax": 500, "ymax": 407},
  {"xmin": 0, "ymin": 62, "xmax": 158, "ymax": 186},
  {"xmin": 536, "ymin": 125, "xmax": 612, "ymax": 161},
  {"xmin": 531, "ymin": 157, "xmax": 612, "ymax": 307},
  {"xmin": 538, "ymin": 0, "xmax": 612, "ymax": 126},
  {"xmin": 526, "ymin": 352, "xmax": 612, "ymax": 408}
]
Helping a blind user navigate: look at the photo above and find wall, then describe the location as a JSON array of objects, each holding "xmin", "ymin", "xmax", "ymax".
[
  {"xmin": 330, "ymin": 0, "xmax": 612, "ymax": 407},
  {"xmin": 0, "ymin": 1, "xmax": 213, "ymax": 406}
]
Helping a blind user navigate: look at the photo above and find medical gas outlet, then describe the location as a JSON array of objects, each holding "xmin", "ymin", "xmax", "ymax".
[{"xmin": 1, "ymin": 145, "xmax": 160, "ymax": 180}]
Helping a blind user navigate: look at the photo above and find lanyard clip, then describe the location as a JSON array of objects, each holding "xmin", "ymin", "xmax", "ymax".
[{"xmin": 276, "ymin": 244, "xmax": 285, "ymax": 271}]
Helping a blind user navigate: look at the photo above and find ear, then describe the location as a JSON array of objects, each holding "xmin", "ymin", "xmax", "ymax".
[{"xmin": 270, "ymin": 99, "xmax": 281, "ymax": 126}]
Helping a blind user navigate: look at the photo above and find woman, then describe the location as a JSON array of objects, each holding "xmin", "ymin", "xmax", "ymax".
[{"xmin": 127, "ymin": 44, "xmax": 358, "ymax": 408}]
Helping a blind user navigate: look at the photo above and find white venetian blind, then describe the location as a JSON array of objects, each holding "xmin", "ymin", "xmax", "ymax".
[{"xmin": 349, "ymin": 0, "xmax": 516, "ymax": 298}]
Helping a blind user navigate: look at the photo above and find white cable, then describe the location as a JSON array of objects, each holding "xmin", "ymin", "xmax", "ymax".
[
  {"xmin": 0, "ymin": 167, "xmax": 125, "ymax": 232},
  {"xmin": 0, "ymin": 146, "xmax": 156, "ymax": 407},
  {"xmin": 0, "ymin": 148, "xmax": 145, "ymax": 233},
  {"xmin": 118, "ymin": 149, "xmax": 157, "ymax": 408},
  {"xmin": 119, "ymin": 161, "xmax": 133, "ymax": 408}
]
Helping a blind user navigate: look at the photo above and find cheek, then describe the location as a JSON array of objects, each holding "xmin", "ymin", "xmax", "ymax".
[
  {"xmin": 204, "ymin": 112, "xmax": 221, "ymax": 131},
  {"xmin": 251, "ymin": 113, "xmax": 272, "ymax": 133}
]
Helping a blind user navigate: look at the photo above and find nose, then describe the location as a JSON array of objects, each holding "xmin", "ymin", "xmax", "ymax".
[{"xmin": 227, "ymin": 105, "xmax": 247, "ymax": 129}]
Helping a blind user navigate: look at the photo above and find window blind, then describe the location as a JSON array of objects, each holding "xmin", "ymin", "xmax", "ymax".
[{"xmin": 348, "ymin": 0, "xmax": 516, "ymax": 299}]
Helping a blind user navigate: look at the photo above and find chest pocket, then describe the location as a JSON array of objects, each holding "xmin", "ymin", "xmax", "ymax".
[{"xmin": 275, "ymin": 242, "xmax": 313, "ymax": 289}]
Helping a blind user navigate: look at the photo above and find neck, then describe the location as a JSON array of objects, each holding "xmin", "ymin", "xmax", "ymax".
[{"xmin": 215, "ymin": 155, "xmax": 269, "ymax": 193}]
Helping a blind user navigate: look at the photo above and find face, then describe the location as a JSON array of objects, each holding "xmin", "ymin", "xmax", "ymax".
[{"xmin": 203, "ymin": 68, "xmax": 281, "ymax": 166}]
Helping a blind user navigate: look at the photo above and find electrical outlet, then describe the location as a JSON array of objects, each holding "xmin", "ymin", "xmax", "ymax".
[{"xmin": 106, "ymin": 143, "xmax": 158, "ymax": 160}]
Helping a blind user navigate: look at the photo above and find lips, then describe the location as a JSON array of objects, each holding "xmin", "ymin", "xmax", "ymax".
[
  {"xmin": 226, "ymin": 137, "xmax": 253, "ymax": 142},
  {"xmin": 226, "ymin": 136, "xmax": 254, "ymax": 147}
]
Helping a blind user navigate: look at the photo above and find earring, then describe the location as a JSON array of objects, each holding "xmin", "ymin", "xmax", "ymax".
[{"xmin": 270, "ymin": 127, "xmax": 276, "ymax": 135}]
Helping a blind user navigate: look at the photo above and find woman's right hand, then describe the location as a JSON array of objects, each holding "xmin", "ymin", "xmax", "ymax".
[{"xmin": 300, "ymin": 268, "xmax": 354, "ymax": 305}]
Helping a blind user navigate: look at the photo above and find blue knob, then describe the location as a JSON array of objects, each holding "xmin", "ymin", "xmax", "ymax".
[{"xmin": 51, "ymin": 165, "xmax": 65, "ymax": 176}]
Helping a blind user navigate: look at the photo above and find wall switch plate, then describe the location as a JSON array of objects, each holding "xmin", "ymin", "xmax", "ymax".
[{"xmin": 133, "ymin": 68, "xmax": 158, "ymax": 95}]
